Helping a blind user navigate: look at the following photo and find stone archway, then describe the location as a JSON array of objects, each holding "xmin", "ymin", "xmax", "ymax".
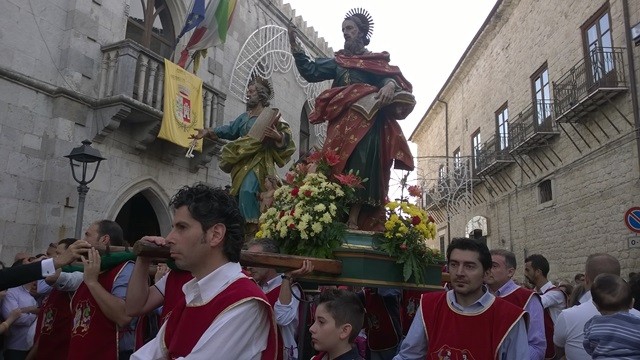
[{"xmin": 107, "ymin": 178, "xmax": 172, "ymax": 244}]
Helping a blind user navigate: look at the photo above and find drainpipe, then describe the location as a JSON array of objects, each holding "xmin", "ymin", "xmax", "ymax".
[
  {"xmin": 622, "ymin": 0, "xmax": 640, "ymax": 176},
  {"xmin": 437, "ymin": 99, "xmax": 451, "ymax": 244}
]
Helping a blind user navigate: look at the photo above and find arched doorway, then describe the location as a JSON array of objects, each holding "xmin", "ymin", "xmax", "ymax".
[{"xmin": 115, "ymin": 193, "xmax": 162, "ymax": 245}]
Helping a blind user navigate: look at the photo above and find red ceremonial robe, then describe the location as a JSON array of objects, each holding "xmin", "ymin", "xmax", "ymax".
[
  {"xmin": 541, "ymin": 287, "xmax": 567, "ymax": 359},
  {"xmin": 34, "ymin": 289, "xmax": 72, "ymax": 360},
  {"xmin": 363, "ymin": 289, "xmax": 400, "ymax": 351},
  {"xmin": 163, "ymin": 277, "xmax": 278, "ymax": 359},
  {"xmin": 68, "ymin": 261, "xmax": 131, "ymax": 360},
  {"xmin": 420, "ymin": 292, "xmax": 525, "ymax": 360}
]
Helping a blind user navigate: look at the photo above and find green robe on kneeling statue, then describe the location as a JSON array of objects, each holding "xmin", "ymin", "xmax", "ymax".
[{"xmin": 214, "ymin": 112, "xmax": 295, "ymax": 222}]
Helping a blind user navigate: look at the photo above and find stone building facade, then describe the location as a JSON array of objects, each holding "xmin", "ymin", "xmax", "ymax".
[
  {"xmin": 411, "ymin": 0, "xmax": 640, "ymax": 280},
  {"xmin": 0, "ymin": 0, "xmax": 332, "ymax": 263}
]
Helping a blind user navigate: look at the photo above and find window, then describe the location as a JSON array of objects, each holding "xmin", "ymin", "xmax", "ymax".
[
  {"xmin": 299, "ymin": 104, "xmax": 311, "ymax": 158},
  {"xmin": 453, "ymin": 148, "xmax": 461, "ymax": 172},
  {"xmin": 582, "ymin": 6, "xmax": 614, "ymax": 82},
  {"xmin": 532, "ymin": 66, "xmax": 552, "ymax": 125},
  {"xmin": 439, "ymin": 235, "xmax": 445, "ymax": 255},
  {"xmin": 538, "ymin": 179, "xmax": 553, "ymax": 203},
  {"xmin": 472, "ymin": 130, "xmax": 481, "ymax": 171},
  {"xmin": 496, "ymin": 105, "xmax": 509, "ymax": 151},
  {"xmin": 438, "ymin": 164, "xmax": 446, "ymax": 184},
  {"xmin": 126, "ymin": 0, "xmax": 176, "ymax": 58}
]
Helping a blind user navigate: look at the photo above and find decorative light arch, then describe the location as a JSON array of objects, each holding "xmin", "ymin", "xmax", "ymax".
[{"xmin": 229, "ymin": 25, "xmax": 329, "ymax": 145}]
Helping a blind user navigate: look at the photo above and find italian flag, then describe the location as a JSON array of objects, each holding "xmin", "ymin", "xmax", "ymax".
[{"xmin": 177, "ymin": 0, "xmax": 237, "ymax": 68}]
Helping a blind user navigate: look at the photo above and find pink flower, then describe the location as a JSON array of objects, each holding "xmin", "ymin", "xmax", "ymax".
[
  {"xmin": 285, "ymin": 172, "xmax": 295, "ymax": 184},
  {"xmin": 306, "ymin": 151, "xmax": 323, "ymax": 163},
  {"xmin": 334, "ymin": 173, "xmax": 363, "ymax": 188},
  {"xmin": 411, "ymin": 216, "xmax": 421, "ymax": 226},
  {"xmin": 288, "ymin": 223, "xmax": 295, "ymax": 229},
  {"xmin": 400, "ymin": 243, "xmax": 408, "ymax": 250},
  {"xmin": 408, "ymin": 185, "xmax": 422, "ymax": 198},
  {"xmin": 296, "ymin": 163, "xmax": 309, "ymax": 175},
  {"xmin": 279, "ymin": 211, "xmax": 285, "ymax": 218},
  {"xmin": 304, "ymin": 190, "xmax": 312, "ymax": 197},
  {"xmin": 291, "ymin": 187, "xmax": 299, "ymax": 197},
  {"xmin": 324, "ymin": 150, "xmax": 340, "ymax": 166}
]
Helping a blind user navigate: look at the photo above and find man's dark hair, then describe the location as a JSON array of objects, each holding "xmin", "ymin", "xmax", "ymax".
[
  {"xmin": 447, "ymin": 237, "xmax": 492, "ymax": 271},
  {"xmin": 316, "ymin": 289, "xmax": 364, "ymax": 343},
  {"xmin": 591, "ymin": 274, "xmax": 632, "ymax": 312},
  {"xmin": 525, "ymin": 254, "xmax": 550, "ymax": 277},
  {"xmin": 58, "ymin": 238, "xmax": 78, "ymax": 249},
  {"xmin": 490, "ymin": 249, "xmax": 517, "ymax": 270},
  {"xmin": 170, "ymin": 183, "xmax": 245, "ymax": 262},
  {"xmin": 95, "ymin": 220, "xmax": 125, "ymax": 246},
  {"xmin": 246, "ymin": 238, "xmax": 279, "ymax": 254}
]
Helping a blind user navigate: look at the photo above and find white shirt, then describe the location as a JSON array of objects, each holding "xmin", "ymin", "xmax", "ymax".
[
  {"xmin": 538, "ymin": 281, "xmax": 566, "ymax": 324},
  {"xmin": 1, "ymin": 285, "xmax": 38, "ymax": 351},
  {"xmin": 554, "ymin": 291, "xmax": 640, "ymax": 360},
  {"xmin": 132, "ymin": 262, "xmax": 270, "ymax": 360},
  {"xmin": 263, "ymin": 275, "xmax": 301, "ymax": 360}
]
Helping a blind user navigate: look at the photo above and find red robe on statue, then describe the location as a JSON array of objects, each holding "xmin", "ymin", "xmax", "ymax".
[{"xmin": 307, "ymin": 52, "xmax": 415, "ymax": 231}]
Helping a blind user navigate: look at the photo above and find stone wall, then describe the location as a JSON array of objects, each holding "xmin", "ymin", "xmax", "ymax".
[{"xmin": 412, "ymin": 0, "xmax": 640, "ymax": 281}]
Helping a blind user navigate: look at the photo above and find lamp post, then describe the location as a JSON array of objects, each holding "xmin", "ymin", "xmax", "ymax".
[{"xmin": 65, "ymin": 140, "xmax": 105, "ymax": 239}]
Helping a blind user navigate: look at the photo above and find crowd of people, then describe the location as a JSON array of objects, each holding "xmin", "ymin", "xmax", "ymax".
[
  {"xmin": 1, "ymin": 5, "xmax": 639, "ymax": 360},
  {"xmin": 0, "ymin": 182, "xmax": 638, "ymax": 360}
]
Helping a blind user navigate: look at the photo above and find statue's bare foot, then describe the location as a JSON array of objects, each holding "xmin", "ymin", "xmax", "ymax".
[{"xmin": 347, "ymin": 220, "xmax": 359, "ymax": 230}]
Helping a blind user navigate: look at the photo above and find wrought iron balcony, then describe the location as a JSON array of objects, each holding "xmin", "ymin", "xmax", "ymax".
[
  {"xmin": 94, "ymin": 40, "xmax": 227, "ymax": 171},
  {"xmin": 553, "ymin": 47, "xmax": 627, "ymax": 123},
  {"xmin": 509, "ymin": 100, "xmax": 559, "ymax": 155},
  {"xmin": 476, "ymin": 133, "xmax": 514, "ymax": 176}
]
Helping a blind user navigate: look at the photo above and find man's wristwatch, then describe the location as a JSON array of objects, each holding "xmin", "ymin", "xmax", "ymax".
[{"xmin": 281, "ymin": 274, "xmax": 292, "ymax": 281}]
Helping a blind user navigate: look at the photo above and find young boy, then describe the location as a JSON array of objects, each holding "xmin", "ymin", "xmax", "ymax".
[
  {"xmin": 310, "ymin": 289, "xmax": 365, "ymax": 360},
  {"xmin": 583, "ymin": 273, "xmax": 640, "ymax": 358}
]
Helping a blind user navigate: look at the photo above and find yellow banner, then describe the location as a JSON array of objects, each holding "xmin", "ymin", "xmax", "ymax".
[{"xmin": 158, "ymin": 59, "xmax": 203, "ymax": 151}]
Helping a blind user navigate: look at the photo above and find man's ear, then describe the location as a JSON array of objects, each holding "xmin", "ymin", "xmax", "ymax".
[
  {"xmin": 339, "ymin": 323, "xmax": 353, "ymax": 341},
  {"xmin": 507, "ymin": 267, "xmax": 516, "ymax": 278},
  {"xmin": 206, "ymin": 223, "xmax": 226, "ymax": 247},
  {"xmin": 100, "ymin": 235, "xmax": 110, "ymax": 246}
]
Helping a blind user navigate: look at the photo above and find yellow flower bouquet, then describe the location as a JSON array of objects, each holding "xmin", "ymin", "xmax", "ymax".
[
  {"xmin": 256, "ymin": 150, "xmax": 364, "ymax": 258},
  {"xmin": 375, "ymin": 190, "xmax": 443, "ymax": 283}
]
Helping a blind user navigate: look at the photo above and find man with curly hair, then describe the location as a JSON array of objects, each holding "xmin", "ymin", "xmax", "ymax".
[{"xmin": 132, "ymin": 184, "xmax": 277, "ymax": 359}]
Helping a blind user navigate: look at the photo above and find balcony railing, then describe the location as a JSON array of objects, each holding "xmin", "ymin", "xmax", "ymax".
[
  {"xmin": 477, "ymin": 133, "xmax": 514, "ymax": 176},
  {"xmin": 509, "ymin": 100, "xmax": 559, "ymax": 154},
  {"xmin": 95, "ymin": 40, "xmax": 227, "ymax": 170},
  {"xmin": 553, "ymin": 47, "xmax": 627, "ymax": 122}
]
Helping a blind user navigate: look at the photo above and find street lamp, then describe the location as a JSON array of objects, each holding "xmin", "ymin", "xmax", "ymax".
[{"xmin": 65, "ymin": 140, "xmax": 105, "ymax": 239}]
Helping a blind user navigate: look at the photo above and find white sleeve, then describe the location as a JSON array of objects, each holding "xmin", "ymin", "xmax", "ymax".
[
  {"xmin": 540, "ymin": 290, "xmax": 564, "ymax": 309},
  {"xmin": 54, "ymin": 271, "xmax": 84, "ymax": 292},
  {"xmin": 40, "ymin": 258, "xmax": 56, "ymax": 277},
  {"xmin": 132, "ymin": 299, "xmax": 270, "ymax": 360}
]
